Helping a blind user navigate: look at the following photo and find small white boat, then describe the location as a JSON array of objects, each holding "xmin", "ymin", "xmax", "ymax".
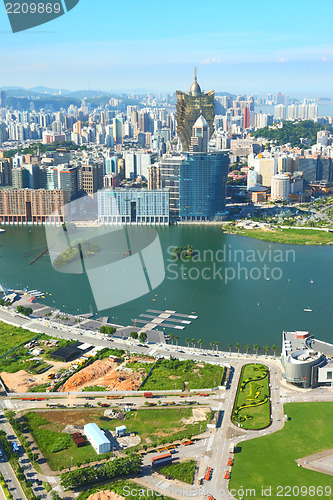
[
  {"xmin": 304, "ymin": 308, "xmax": 312, "ymax": 312},
  {"xmin": 310, "ymin": 280, "xmax": 314, "ymax": 284}
]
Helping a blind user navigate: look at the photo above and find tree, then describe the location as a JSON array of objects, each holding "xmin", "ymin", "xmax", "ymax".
[
  {"xmin": 228, "ymin": 343, "xmax": 233, "ymax": 354},
  {"xmin": 215, "ymin": 341, "xmax": 219, "ymax": 352},
  {"xmin": 253, "ymin": 344, "xmax": 260, "ymax": 356},
  {"xmin": 235, "ymin": 342, "xmax": 241, "ymax": 354},
  {"xmin": 130, "ymin": 332, "xmax": 138, "ymax": 339},
  {"xmin": 244, "ymin": 344, "xmax": 250, "ymax": 355},
  {"xmin": 174, "ymin": 335, "xmax": 179, "ymax": 346},
  {"xmin": 263, "ymin": 345, "xmax": 270, "ymax": 356},
  {"xmin": 198, "ymin": 339, "xmax": 203, "ymax": 349},
  {"xmin": 139, "ymin": 332, "xmax": 147, "ymax": 343},
  {"xmin": 185, "ymin": 338, "xmax": 190, "ymax": 348},
  {"xmin": 169, "ymin": 334, "xmax": 174, "ymax": 345},
  {"xmin": 272, "ymin": 344, "xmax": 279, "ymax": 357},
  {"xmin": 191, "ymin": 339, "xmax": 196, "ymax": 348}
]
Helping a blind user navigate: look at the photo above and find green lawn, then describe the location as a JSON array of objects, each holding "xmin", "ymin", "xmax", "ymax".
[
  {"xmin": 229, "ymin": 402, "xmax": 333, "ymax": 500},
  {"xmin": 140, "ymin": 358, "xmax": 223, "ymax": 391},
  {"xmin": 159, "ymin": 460, "xmax": 196, "ymax": 484},
  {"xmin": 0, "ymin": 321, "xmax": 36, "ymax": 358},
  {"xmin": 24, "ymin": 407, "xmax": 210, "ymax": 470},
  {"xmin": 232, "ymin": 364, "xmax": 270, "ymax": 430},
  {"xmin": 235, "ymin": 228, "xmax": 333, "ymax": 245}
]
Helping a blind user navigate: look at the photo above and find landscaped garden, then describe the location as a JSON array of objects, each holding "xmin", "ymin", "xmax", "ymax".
[
  {"xmin": 140, "ymin": 358, "xmax": 224, "ymax": 391},
  {"xmin": 159, "ymin": 460, "xmax": 196, "ymax": 484},
  {"xmin": 77, "ymin": 480, "xmax": 173, "ymax": 500},
  {"xmin": 229, "ymin": 402, "xmax": 333, "ymax": 500},
  {"xmin": 231, "ymin": 363, "xmax": 270, "ymax": 430}
]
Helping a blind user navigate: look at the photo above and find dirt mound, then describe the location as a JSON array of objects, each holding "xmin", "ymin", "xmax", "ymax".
[
  {"xmin": 59, "ymin": 358, "xmax": 144, "ymax": 392},
  {"xmin": 88, "ymin": 491, "xmax": 125, "ymax": 500}
]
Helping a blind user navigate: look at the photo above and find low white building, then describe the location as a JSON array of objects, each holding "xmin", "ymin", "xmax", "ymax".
[{"xmin": 84, "ymin": 423, "xmax": 111, "ymax": 455}]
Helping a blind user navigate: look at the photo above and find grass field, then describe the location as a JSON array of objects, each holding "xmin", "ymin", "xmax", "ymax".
[
  {"xmin": 159, "ymin": 460, "xmax": 196, "ymax": 484},
  {"xmin": 231, "ymin": 364, "xmax": 270, "ymax": 430},
  {"xmin": 77, "ymin": 480, "xmax": 173, "ymax": 500},
  {"xmin": 235, "ymin": 228, "xmax": 333, "ymax": 245},
  {"xmin": 229, "ymin": 402, "xmax": 333, "ymax": 500},
  {"xmin": 0, "ymin": 344, "xmax": 51, "ymax": 374},
  {"xmin": 140, "ymin": 358, "xmax": 223, "ymax": 391},
  {"xmin": 24, "ymin": 407, "xmax": 209, "ymax": 470},
  {"xmin": 0, "ymin": 332, "xmax": 77, "ymax": 374},
  {"xmin": 0, "ymin": 321, "xmax": 36, "ymax": 358}
]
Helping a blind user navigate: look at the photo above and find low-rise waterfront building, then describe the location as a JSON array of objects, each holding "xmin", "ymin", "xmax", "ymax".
[{"xmin": 98, "ymin": 188, "xmax": 169, "ymax": 225}]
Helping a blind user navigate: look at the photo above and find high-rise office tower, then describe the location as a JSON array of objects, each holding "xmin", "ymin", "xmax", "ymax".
[
  {"xmin": 176, "ymin": 68, "xmax": 215, "ymax": 151},
  {"xmin": 243, "ymin": 107, "xmax": 251, "ymax": 130},
  {"xmin": 178, "ymin": 115, "xmax": 229, "ymax": 221},
  {"xmin": 0, "ymin": 91, "xmax": 6, "ymax": 108}
]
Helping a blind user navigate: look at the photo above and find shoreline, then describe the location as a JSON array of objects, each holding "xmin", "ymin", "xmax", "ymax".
[{"xmin": 223, "ymin": 226, "xmax": 333, "ymax": 246}]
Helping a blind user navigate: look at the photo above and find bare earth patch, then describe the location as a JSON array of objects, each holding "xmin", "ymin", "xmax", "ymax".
[
  {"xmin": 181, "ymin": 407, "xmax": 210, "ymax": 425},
  {"xmin": 88, "ymin": 491, "xmax": 125, "ymax": 500},
  {"xmin": 1, "ymin": 359, "xmax": 70, "ymax": 392},
  {"xmin": 59, "ymin": 359, "xmax": 144, "ymax": 392}
]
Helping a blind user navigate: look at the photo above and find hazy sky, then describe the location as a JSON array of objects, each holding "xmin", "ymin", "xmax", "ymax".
[{"xmin": 1, "ymin": 0, "xmax": 332, "ymax": 97}]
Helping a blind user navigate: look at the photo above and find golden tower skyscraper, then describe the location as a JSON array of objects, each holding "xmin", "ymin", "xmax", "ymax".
[{"xmin": 176, "ymin": 68, "xmax": 215, "ymax": 151}]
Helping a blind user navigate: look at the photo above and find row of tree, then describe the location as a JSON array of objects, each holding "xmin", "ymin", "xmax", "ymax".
[
  {"xmin": 180, "ymin": 338, "xmax": 280, "ymax": 356},
  {"xmin": 16, "ymin": 305, "xmax": 32, "ymax": 316},
  {"xmin": 99, "ymin": 326, "xmax": 116, "ymax": 335},
  {"xmin": 60, "ymin": 453, "xmax": 142, "ymax": 489},
  {"xmin": 130, "ymin": 331, "xmax": 148, "ymax": 342}
]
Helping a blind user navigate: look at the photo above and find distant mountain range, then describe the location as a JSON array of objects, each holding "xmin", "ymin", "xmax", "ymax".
[
  {"xmin": 0, "ymin": 86, "xmax": 111, "ymax": 98},
  {"xmin": 1, "ymin": 86, "xmax": 237, "ymax": 99}
]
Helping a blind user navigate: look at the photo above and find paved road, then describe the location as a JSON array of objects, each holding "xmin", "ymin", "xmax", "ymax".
[{"xmin": 0, "ymin": 413, "xmax": 26, "ymax": 500}]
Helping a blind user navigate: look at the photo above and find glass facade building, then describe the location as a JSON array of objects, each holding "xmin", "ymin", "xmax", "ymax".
[{"xmin": 179, "ymin": 152, "xmax": 229, "ymax": 221}]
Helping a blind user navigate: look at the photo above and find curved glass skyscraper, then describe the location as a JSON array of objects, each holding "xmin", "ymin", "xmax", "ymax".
[{"xmin": 176, "ymin": 69, "xmax": 215, "ymax": 152}]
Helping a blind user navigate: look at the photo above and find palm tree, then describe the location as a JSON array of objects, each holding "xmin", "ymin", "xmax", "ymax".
[
  {"xmin": 174, "ymin": 336, "xmax": 179, "ymax": 346},
  {"xmin": 169, "ymin": 333, "xmax": 174, "ymax": 345},
  {"xmin": 210, "ymin": 342, "xmax": 214, "ymax": 351},
  {"xmin": 185, "ymin": 337, "xmax": 190, "ymax": 348},
  {"xmin": 244, "ymin": 344, "xmax": 250, "ymax": 355},
  {"xmin": 191, "ymin": 339, "xmax": 196, "ymax": 348},
  {"xmin": 272, "ymin": 344, "xmax": 279, "ymax": 357},
  {"xmin": 235, "ymin": 342, "xmax": 241, "ymax": 354},
  {"xmin": 263, "ymin": 345, "xmax": 270, "ymax": 356},
  {"xmin": 228, "ymin": 343, "xmax": 233, "ymax": 355},
  {"xmin": 253, "ymin": 344, "xmax": 260, "ymax": 356},
  {"xmin": 198, "ymin": 339, "xmax": 203, "ymax": 349},
  {"xmin": 215, "ymin": 341, "xmax": 219, "ymax": 352}
]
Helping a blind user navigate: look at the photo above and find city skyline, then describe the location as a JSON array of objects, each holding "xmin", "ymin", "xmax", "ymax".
[{"xmin": 0, "ymin": 0, "xmax": 332, "ymax": 95}]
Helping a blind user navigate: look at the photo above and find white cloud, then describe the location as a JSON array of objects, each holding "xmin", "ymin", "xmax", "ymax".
[{"xmin": 201, "ymin": 57, "xmax": 221, "ymax": 65}]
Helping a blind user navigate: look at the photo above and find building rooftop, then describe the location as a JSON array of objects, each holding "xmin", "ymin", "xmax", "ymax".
[{"xmin": 84, "ymin": 423, "xmax": 110, "ymax": 446}]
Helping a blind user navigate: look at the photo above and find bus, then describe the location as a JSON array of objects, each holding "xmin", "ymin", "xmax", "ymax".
[{"xmin": 151, "ymin": 452, "xmax": 172, "ymax": 468}]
